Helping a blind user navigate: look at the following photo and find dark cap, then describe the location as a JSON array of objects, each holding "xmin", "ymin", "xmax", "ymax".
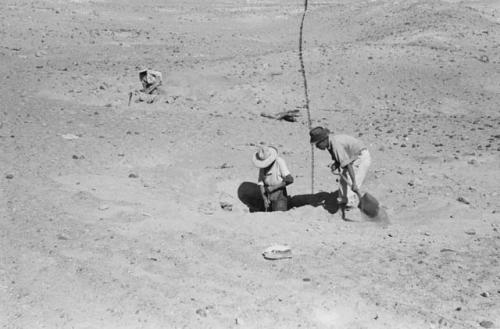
[{"xmin": 309, "ymin": 126, "xmax": 330, "ymax": 144}]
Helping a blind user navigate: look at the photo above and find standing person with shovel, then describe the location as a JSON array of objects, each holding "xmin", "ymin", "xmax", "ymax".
[
  {"xmin": 310, "ymin": 126, "xmax": 374, "ymax": 221},
  {"xmin": 253, "ymin": 146, "xmax": 294, "ymax": 212}
]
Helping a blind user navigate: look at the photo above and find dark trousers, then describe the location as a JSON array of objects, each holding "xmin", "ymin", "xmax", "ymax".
[{"xmin": 268, "ymin": 188, "xmax": 288, "ymax": 212}]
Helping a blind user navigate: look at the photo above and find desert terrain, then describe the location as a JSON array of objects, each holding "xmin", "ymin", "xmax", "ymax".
[{"xmin": 1, "ymin": 0, "xmax": 499, "ymax": 328}]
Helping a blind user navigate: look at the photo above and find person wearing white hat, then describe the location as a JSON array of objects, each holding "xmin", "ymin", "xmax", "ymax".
[{"xmin": 253, "ymin": 146, "xmax": 294, "ymax": 211}]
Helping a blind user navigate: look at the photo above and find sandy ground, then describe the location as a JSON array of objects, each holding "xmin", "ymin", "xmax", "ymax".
[{"xmin": 1, "ymin": 0, "xmax": 500, "ymax": 328}]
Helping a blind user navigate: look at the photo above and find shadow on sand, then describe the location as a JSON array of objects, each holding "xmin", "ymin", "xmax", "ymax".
[
  {"xmin": 288, "ymin": 190, "xmax": 340, "ymax": 214},
  {"xmin": 237, "ymin": 181, "xmax": 340, "ymax": 214},
  {"xmin": 237, "ymin": 182, "xmax": 265, "ymax": 213}
]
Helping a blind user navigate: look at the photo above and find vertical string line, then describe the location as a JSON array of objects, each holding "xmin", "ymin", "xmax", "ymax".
[{"xmin": 298, "ymin": 0, "xmax": 314, "ymax": 193}]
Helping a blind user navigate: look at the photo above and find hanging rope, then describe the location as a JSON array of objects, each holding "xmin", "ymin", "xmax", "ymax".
[{"xmin": 298, "ymin": 0, "xmax": 314, "ymax": 193}]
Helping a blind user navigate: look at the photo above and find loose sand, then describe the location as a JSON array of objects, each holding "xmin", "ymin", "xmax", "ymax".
[{"xmin": 1, "ymin": 0, "xmax": 499, "ymax": 328}]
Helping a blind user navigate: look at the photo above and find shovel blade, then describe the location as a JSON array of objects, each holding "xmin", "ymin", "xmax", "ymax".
[{"xmin": 358, "ymin": 192, "xmax": 380, "ymax": 217}]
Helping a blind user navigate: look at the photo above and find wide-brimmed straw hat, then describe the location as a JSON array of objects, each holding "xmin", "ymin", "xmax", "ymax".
[
  {"xmin": 309, "ymin": 126, "xmax": 330, "ymax": 144},
  {"xmin": 252, "ymin": 146, "xmax": 278, "ymax": 168}
]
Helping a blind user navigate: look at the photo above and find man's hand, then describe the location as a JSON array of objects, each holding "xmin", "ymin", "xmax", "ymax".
[{"xmin": 329, "ymin": 162, "xmax": 339, "ymax": 174}]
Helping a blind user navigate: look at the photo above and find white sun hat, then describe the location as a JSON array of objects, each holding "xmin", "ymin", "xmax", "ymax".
[{"xmin": 252, "ymin": 146, "xmax": 278, "ymax": 168}]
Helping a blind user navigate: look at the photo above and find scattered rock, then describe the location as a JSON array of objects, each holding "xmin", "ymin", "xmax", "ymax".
[
  {"xmin": 261, "ymin": 109, "xmax": 300, "ymax": 122},
  {"xmin": 98, "ymin": 204, "xmax": 110, "ymax": 211},
  {"xmin": 217, "ymin": 163, "xmax": 233, "ymax": 169},
  {"xmin": 478, "ymin": 55, "xmax": 489, "ymax": 63},
  {"xmin": 195, "ymin": 308, "xmax": 207, "ymax": 317},
  {"xmin": 61, "ymin": 133, "xmax": 80, "ymax": 140},
  {"xmin": 220, "ymin": 201, "xmax": 233, "ymax": 211},
  {"xmin": 128, "ymin": 173, "xmax": 138, "ymax": 178},
  {"xmin": 262, "ymin": 244, "xmax": 292, "ymax": 260},
  {"xmin": 480, "ymin": 292, "xmax": 490, "ymax": 298},
  {"xmin": 464, "ymin": 229, "xmax": 476, "ymax": 235},
  {"xmin": 5, "ymin": 174, "xmax": 14, "ymax": 179},
  {"xmin": 457, "ymin": 196, "xmax": 470, "ymax": 205},
  {"xmin": 35, "ymin": 50, "xmax": 47, "ymax": 57},
  {"xmin": 165, "ymin": 95, "xmax": 178, "ymax": 104},
  {"xmin": 479, "ymin": 320, "xmax": 494, "ymax": 328},
  {"xmin": 467, "ymin": 159, "xmax": 477, "ymax": 165}
]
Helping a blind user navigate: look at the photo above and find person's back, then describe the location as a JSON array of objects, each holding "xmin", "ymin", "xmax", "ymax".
[{"xmin": 329, "ymin": 134, "xmax": 366, "ymax": 168}]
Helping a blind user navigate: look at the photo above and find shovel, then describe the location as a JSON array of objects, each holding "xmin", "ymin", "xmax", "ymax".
[{"xmin": 339, "ymin": 174, "xmax": 380, "ymax": 218}]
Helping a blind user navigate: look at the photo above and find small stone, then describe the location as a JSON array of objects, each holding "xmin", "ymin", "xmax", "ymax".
[
  {"xmin": 479, "ymin": 320, "xmax": 494, "ymax": 328},
  {"xmin": 218, "ymin": 162, "xmax": 233, "ymax": 169},
  {"xmin": 5, "ymin": 174, "xmax": 14, "ymax": 179},
  {"xmin": 220, "ymin": 202, "xmax": 232, "ymax": 211},
  {"xmin": 465, "ymin": 229, "xmax": 476, "ymax": 235},
  {"xmin": 98, "ymin": 204, "xmax": 110, "ymax": 211},
  {"xmin": 480, "ymin": 292, "xmax": 490, "ymax": 298},
  {"xmin": 195, "ymin": 308, "xmax": 207, "ymax": 317},
  {"xmin": 61, "ymin": 133, "xmax": 80, "ymax": 140},
  {"xmin": 457, "ymin": 196, "xmax": 470, "ymax": 205},
  {"xmin": 35, "ymin": 50, "xmax": 47, "ymax": 57},
  {"xmin": 478, "ymin": 55, "xmax": 489, "ymax": 63},
  {"xmin": 128, "ymin": 173, "xmax": 138, "ymax": 178}
]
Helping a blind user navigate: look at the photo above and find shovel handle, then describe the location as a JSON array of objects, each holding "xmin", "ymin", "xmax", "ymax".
[{"xmin": 338, "ymin": 173, "xmax": 362, "ymax": 198}]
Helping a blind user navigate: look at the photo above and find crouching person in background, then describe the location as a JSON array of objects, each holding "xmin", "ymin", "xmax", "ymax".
[{"xmin": 252, "ymin": 146, "xmax": 294, "ymax": 212}]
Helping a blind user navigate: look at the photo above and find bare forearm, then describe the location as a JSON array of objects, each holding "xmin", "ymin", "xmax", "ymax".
[
  {"xmin": 347, "ymin": 164, "xmax": 356, "ymax": 187},
  {"xmin": 259, "ymin": 185, "xmax": 267, "ymax": 198},
  {"xmin": 267, "ymin": 175, "xmax": 293, "ymax": 193}
]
